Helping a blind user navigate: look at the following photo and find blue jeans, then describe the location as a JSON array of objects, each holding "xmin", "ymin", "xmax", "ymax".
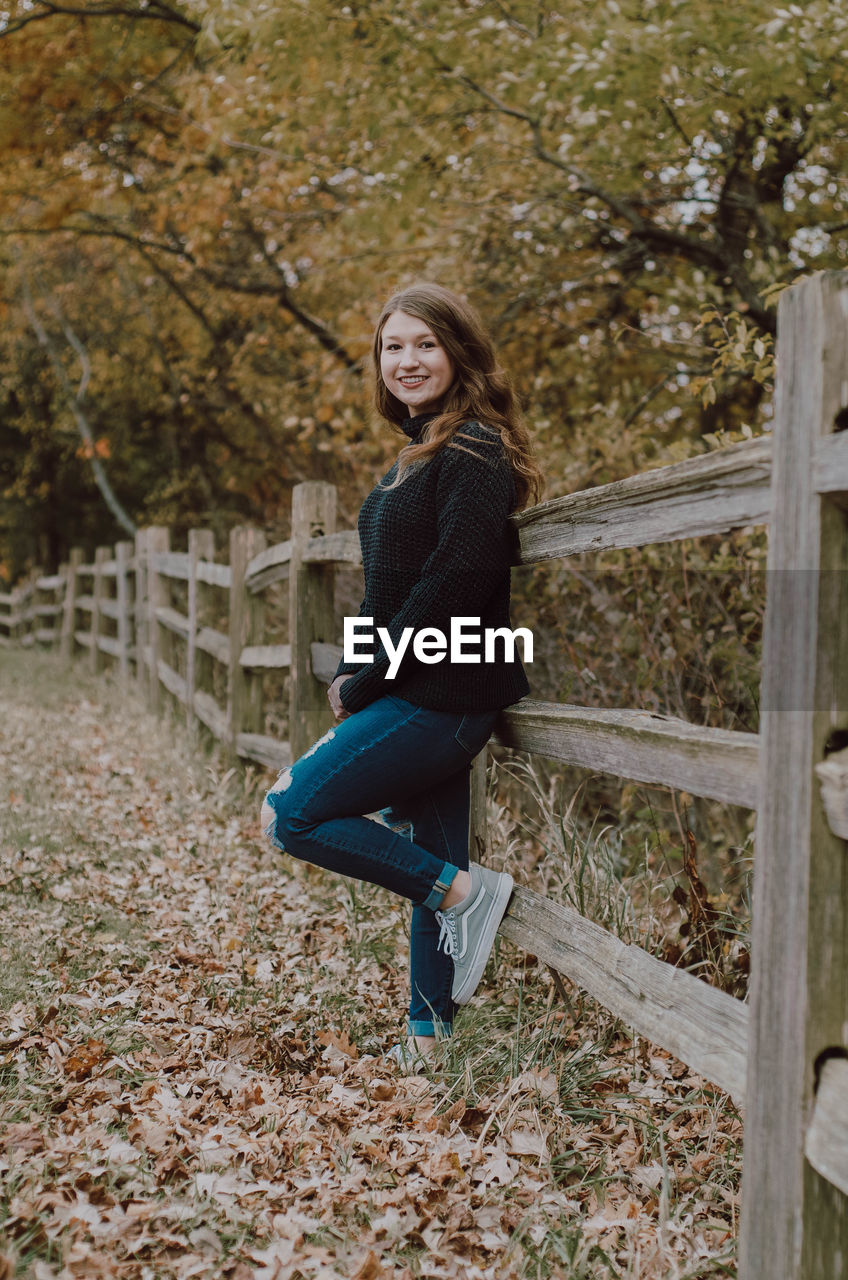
[{"xmin": 260, "ymin": 694, "xmax": 498, "ymax": 1037}]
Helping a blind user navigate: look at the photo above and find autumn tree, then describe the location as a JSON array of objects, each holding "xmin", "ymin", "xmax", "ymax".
[{"xmin": 1, "ymin": 0, "xmax": 846, "ymax": 580}]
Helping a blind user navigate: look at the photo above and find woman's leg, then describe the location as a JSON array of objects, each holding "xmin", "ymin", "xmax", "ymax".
[
  {"xmin": 260, "ymin": 696, "xmax": 490, "ymax": 911},
  {"xmin": 381, "ymin": 765, "xmax": 470, "ymax": 1040},
  {"xmin": 379, "ymin": 720, "xmax": 496, "ymax": 1042}
]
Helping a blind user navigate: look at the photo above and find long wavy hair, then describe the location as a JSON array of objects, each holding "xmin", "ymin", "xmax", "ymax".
[{"xmin": 372, "ymin": 283, "xmax": 543, "ymax": 511}]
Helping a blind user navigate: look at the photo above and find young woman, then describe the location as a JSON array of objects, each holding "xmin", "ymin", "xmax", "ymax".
[{"xmin": 261, "ymin": 283, "xmax": 542, "ymax": 1065}]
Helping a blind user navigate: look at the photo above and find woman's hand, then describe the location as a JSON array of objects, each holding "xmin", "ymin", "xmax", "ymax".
[{"xmin": 327, "ymin": 675, "xmax": 352, "ymax": 721}]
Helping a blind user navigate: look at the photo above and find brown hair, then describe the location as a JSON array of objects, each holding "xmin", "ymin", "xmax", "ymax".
[{"xmin": 372, "ymin": 282, "xmax": 543, "ymax": 511}]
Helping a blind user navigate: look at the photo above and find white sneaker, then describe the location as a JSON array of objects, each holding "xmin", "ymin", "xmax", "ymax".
[
  {"xmin": 385, "ymin": 1038, "xmax": 437, "ymax": 1075},
  {"xmin": 435, "ymin": 862, "xmax": 514, "ymax": 1005}
]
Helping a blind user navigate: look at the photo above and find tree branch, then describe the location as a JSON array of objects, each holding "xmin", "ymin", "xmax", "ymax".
[
  {"xmin": 4, "ymin": 219, "xmax": 363, "ymax": 370},
  {"xmin": 441, "ymin": 63, "xmax": 776, "ymax": 333},
  {"xmin": 236, "ymin": 220, "xmax": 364, "ymax": 373},
  {"xmin": 18, "ymin": 262, "xmax": 137, "ymax": 536},
  {"xmin": 0, "ymin": 0, "xmax": 200, "ymax": 38}
]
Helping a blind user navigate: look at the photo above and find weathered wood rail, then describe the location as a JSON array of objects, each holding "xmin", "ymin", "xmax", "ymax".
[{"xmin": 3, "ymin": 271, "xmax": 847, "ymax": 1280}]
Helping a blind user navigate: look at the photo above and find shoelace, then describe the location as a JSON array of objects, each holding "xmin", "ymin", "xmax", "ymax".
[{"xmin": 435, "ymin": 909, "xmax": 458, "ymax": 958}]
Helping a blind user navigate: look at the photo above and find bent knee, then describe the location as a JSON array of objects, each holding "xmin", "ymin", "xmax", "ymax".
[
  {"xmin": 260, "ymin": 793, "xmax": 278, "ymax": 840},
  {"xmin": 261, "ymin": 766, "xmax": 296, "ymax": 848},
  {"xmin": 261, "ymin": 767, "xmax": 317, "ymax": 852}
]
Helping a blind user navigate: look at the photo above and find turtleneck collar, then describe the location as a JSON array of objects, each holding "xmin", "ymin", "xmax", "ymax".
[{"xmin": 400, "ymin": 412, "xmax": 437, "ymax": 440}]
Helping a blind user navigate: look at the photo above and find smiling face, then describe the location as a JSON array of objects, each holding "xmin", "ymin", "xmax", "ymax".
[{"xmin": 379, "ymin": 310, "xmax": 455, "ymax": 417}]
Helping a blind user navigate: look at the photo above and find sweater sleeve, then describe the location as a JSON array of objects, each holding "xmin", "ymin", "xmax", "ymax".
[{"xmin": 339, "ymin": 439, "xmax": 516, "ymax": 714}]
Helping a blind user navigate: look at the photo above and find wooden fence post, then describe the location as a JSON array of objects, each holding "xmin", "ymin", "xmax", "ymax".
[
  {"xmin": 227, "ymin": 525, "xmax": 266, "ymax": 752},
  {"xmin": 469, "ymin": 751, "xmax": 489, "ymax": 863},
  {"xmin": 18, "ymin": 574, "xmax": 36, "ymax": 646},
  {"xmin": 739, "ymin": 271, "xmax": 848, "ymax": 1279},
  {"xmin": 29, "ymin": 569, "xmax": 44, "ymax": 645},
  {"xmin": 115, "ymin": 540, "xmax": 134, "ymax": 683},
  {"xmin": 32, "ymin": 569, "xmax": 48, "ymax": 645},
  {"xmin": 146, "ymin": 527, "xmax": 170, "ymax": 712},
  {"xmin": 9, "ymin": 584, "xmax": 19, "ymax": 644},
  {"xmin": 187, "ymin": 528, "xmax": 215, "ymax": 729},
  {"xmin": 60, "ymin": 547, "xmax": 84, "ymax": 663},
  {"xmin": 134, "ymin": 529, "xmax": 149, "ymax": 694},
  {"xmin": 289, "ymin": 482, "xmax": 337, "ymax": 761},
  {"xmin": 89, "ymin": 546, "xmax": 109, "ymax": 675},
  {"xmin": 50, "ymin": 565, "xmax": 68, "ymax": 650}
]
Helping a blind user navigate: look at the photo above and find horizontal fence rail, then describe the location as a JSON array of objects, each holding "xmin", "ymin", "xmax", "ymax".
[
  {"xmin": 501, "ymin": 885, "xmax": 748, "ymax": 1104},
  {"xmin": 511, "ymin": 435, "xmax": 772, "ymax": 562},
  {"xmin": 495, "ymin": 700, "xmax": 760, "ymax": 810}
]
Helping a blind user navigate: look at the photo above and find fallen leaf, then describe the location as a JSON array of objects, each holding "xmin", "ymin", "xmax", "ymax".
[
  {"xmin": 353, "ymin": 1250, "xmax": 385, "ymax": 1280},
  {"xmin": 64, "ymin": 1039, "xmax": 106, "ymax": 1079}
]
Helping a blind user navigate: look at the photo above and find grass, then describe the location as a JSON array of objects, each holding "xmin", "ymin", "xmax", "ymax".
[{"xmin": 490, "ymin": 752, "xmax": 752, "ymax": 992}]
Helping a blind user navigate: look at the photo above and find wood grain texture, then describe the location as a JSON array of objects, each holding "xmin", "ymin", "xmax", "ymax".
[
  {"xmin": 59, "ymin": 547, "xmax": 84, "ymax": 663},
  {"xmin": 814, "ymin": 431, "xmax": 848, "ymax": 504},
  {"xmin": 187, "ymin": 529, "xmax": 216, "ymax": 732},
  {"xmin": 96, "ymin": 634, "xmax": 124, "ymax": 660},
  {"xmin": 245, "ymin": 540, "xmax": 292, "ymax": 593},
  {"xmin": 469, "ymin": 750, "xmax": 488, "ymax": 863},
  {"xmin": 115, "ymin": 541, "xmax": 133, "ymax": 682},
  {"xmin": 289, "ymin": 483, "xmax": 337, "ymax": 760},
  {"xmin": 501, "ymin": 885, "xmax": 747, "ymax": 1103},
  {"xmin": 35, "ymin": 573, "xmax": 66, "ymax": 591},
  {"xmin": 195, "ymin": 559, "xmax": 232, "ymax": 589},
  {"xmin": 227, "ymin": 526, "xmax": 266, "ymax": 749},
  {"xmin": 240, "ymin": 643, "xmax": 291, "ymax": 670},
  {"xmin": 511, "ymin": 436, "xmax": 772, "ymax": 563},
  {"xmin": 150, "ymin": 550, "xmax": 190, "ymax": 581},
  {"xmin": 303, "ymin": 530, "xmax": 362, "ymax": 566},
  {"xmin": 194, "ymin": 689, "xmax": 228, "ymax": 741},
  {"xmin": 494, "ymin": 699, "xmax": 759, "ymax": 808},
  {"xmin": 155, "ymin": 605, "xmax": 190, "ymax": 637},
  {"xmin": 145, "ymin": 528, "xmax": 170, "ymax": 713},
  {"xmin": 133, "ymin": 530, "xmax": 149, "ymax": 694},
  {"xmin": 740, "ymin": 271, "xmax": 848, "ymax": 1280},
  {"xmin": 89, "ymin": 546, "xmax": 109, "ymax": 675},
  {"xmin": 195, "ymin": 626, "xmax": 230, "ymax": 665},
  {"xmin": 236, "ymin": 732, "xmax": 292, "ymax": 769},
  {"xmin": 157, "ymin": 657, "xmax": 187, "ymax": 706}
]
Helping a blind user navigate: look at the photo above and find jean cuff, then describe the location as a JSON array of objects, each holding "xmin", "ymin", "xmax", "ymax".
[
  {"xmin": 422, "ymin": 861, "xmax": 458, "ymax": 911},
  {"xmin": 408, "ymin": 1019, "xmax": 452, "ymax": 1039}
]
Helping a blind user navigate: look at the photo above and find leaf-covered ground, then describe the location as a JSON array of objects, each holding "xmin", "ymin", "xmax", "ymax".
[{"xmin": 1, "ymin": 652, "xmax": 741, "ymax": 1279}]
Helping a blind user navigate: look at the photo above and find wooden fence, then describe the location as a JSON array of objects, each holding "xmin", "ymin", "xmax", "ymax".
[{"xmin": 2, "ymin": 270, "xmax": 847, "ymax": 1280}]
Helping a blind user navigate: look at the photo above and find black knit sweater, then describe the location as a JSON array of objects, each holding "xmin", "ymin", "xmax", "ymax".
[{"xmin": 334, "ymin": 415, "xmax": 530, "ymax": 714}]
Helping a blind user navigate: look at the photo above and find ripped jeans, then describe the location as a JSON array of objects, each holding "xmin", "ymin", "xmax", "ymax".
[{"xmin": 260, "ymin": 694, "xmax": 498, "ymax": 1038}]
